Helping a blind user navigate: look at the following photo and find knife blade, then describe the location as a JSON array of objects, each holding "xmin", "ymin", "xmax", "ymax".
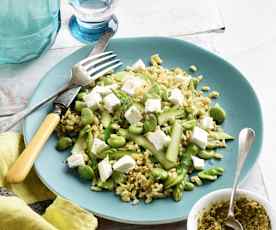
[{"xmin": 6, "ymin": 30, "xmax": 115, "ymax": 184}]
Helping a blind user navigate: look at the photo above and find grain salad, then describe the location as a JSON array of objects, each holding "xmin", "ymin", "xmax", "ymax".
[{"xmin": 55, "ymin": 54, "xmax": 234, "ymax": 203}]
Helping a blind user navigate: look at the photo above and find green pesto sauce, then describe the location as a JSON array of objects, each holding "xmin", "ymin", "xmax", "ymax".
[{"xmin": 198, "ymin": 197, "xmax": 271, "ymax": 230}]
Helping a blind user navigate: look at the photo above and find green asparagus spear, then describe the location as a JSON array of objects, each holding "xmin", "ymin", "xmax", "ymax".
[{"xmin": 166, "ymin": 120, "xmax": 183, "ymax": 162}]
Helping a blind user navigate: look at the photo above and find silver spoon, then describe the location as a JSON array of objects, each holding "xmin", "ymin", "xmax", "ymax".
[{"xmin": 224, "ymin": 128, "xmax": 255, "ymax": 230}]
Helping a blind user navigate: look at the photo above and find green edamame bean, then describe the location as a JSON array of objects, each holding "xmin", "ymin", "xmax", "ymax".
[
  {"xmin": 78, "ymin": 165, "xmax": 94, "ymax": 180},
  {"xmin": 117, "ymin": 128, "xmax": 128, "ymax": 138},
  {"xmin": 75, "ymin": 100, "xmax": 86, "ymax": 112},
  {"xmin": 198, "ymin": 172, "xmax": 217, "ymax": 181},
  {"xmin": 143, "ymin": 114, "xmax": 157, "ymax": 133},
  {"xmin": 109, "ymin": 150, "xmax": 133, "ymax": 160},
  {"xmin": 198, "ymin": 167, "xmax": 224, "ymax": 181},
  {"xmin": 203, "ymin": 167, "xmax": 224, "ymax": 176},
  {"xmin": 209, "ymin": 103, "xmax": 226, "ymax": 124},
  {"xmin": 184, "ymin": 181, "xmax": 195, "ymax": 191},
  {"xmin": 111, "ymin": 123, "xmax": 120, "ymax": 130},
  {"xmin": 151, "ymin": 168, "xmax": 168, "ymax": 181},
  {"xmin": 128, "ymin": 122, "xmax": 144, "ymax": 134},
  {"xmin": 77, "ymin": 92, "xmax": 88, "ymax": 101},
  {"xmin": 81, "ymin": 108, "xmax": 94, "ymax": 125},
  {"xmin": 107, "ymin": 134, "xmax": 126, "ymax": 148},
  {"xmin": 55, "ymin": 137, "xmax": 73, "ymax": 151}
]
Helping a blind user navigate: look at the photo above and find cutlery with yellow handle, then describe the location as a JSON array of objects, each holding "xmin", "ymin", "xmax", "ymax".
[{"xmin": 6, "ymin": 31, "xmax": 122, "ymax": 183}]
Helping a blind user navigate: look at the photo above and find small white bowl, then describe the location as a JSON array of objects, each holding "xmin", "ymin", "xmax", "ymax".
[{"xmin": 187, "ymin": 188, "xmax": 276, "ymax": 230}]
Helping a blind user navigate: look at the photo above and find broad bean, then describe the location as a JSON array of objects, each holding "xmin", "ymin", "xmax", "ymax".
[
  {"xmin": 75, "ymin": 101, "xmax": 86, "ymax": 112},
  {"xmin": 128, "ymin": 122, "xmax": 144, "ymax": 134},
  {"xmin": 151, "ymin": 168, "xmax": 168, "ymax": 181},
  {"xmin": 184, "ymin": 181, "xmax": 195, "ymax": 191},
  {"xmin": 55, "ymin": 137, "xmax": 73, "ymax": 151},
  {"xmin": 77, "ymin": 92, "xmax": 88, "ymax": 101},
  {"xmin": 107, "ymin": 134, "xmax": 126, "ymax": 148},
  {"xmin": 81, "ymin": 108, "xmax": 94, "ymax": 126},
  {"xmin": 209, "ymin": 103, "xmax": 226, "ymax": 124},
  {"xmin": 78, "ymin": 165, "xmax": 94, "ymax": 180}
]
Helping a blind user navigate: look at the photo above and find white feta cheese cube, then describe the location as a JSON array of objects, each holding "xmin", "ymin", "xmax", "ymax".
[
  {"xmin": 145, "ymin": 98, "xmax": 161, "ymax": 113},
  {"xmin": 147, "ymin": 129, "xmax": 171, "ymax": 151},
  {"xmin": 84, "ymin": 92, "xmax": 102, "ymax": 109},
  {"xmin": 191, "ymin": 126, "xmax": 208, "ymax": 149},
  {"xmin": 121, "ymin": 76, "xmax": 145, "ymax": 96},
  {"xmin": 191, "ymin": 156, "xmax": 205, "ymax": 170},
  {"xmin": 113, "ymin": 155, "xmax": 136, "ymax": 173},
  {"xmin": 200, "ymin": 116, "xmax": 215, "ymax": 130},
  {"xmin": 67, "ymin": 154, "xmax": 85, "ymax": 168},
  {"xmin": 98, "ymin": 157, "xmax": 113, "ymax": 182},
  {"xmin": 92, "ymin": 84, "xmax": 118, "ymax": 96},
  {"xmin": 124, "ymin": 106, "xmax": 143, "ymax": 124},
  {"xmin": 132, "ymin": 59, "xmax": 146, "ymax": 69},
  {"xmin": 168, "ymin": 88, "xmax": 184, "ymax": 106},
  {"xmin": 91, "ymin": 138, "xmax": 108, "ymax": 155},
  {"xmin": 103, "ymin": 93, "xmax": 121, "ymax": 112}
]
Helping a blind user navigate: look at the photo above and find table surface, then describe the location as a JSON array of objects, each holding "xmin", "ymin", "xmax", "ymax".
[{"xmin": 0, "ymin": 0, "xmax": 275, "ymax": 229}]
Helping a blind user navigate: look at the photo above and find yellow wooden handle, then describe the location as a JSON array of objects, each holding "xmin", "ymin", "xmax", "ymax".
[{"xmin": 6, "ymin": 113, "xmax": 60, "ymax": 184}]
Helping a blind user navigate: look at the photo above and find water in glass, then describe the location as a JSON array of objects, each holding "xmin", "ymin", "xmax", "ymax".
[{"xmin": 69, "ymin": 0, "xmax": 118, "ymax": 43}]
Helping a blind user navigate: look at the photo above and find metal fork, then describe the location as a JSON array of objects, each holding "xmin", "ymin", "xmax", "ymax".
[{"xmin": 0, "ymin": 50, "xmax": 122, "ymax": 133}]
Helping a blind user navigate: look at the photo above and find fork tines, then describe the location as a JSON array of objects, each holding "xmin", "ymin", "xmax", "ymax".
[{"xmin": 80, "ymin": 51, "xmax": 122, "ymax": 80}]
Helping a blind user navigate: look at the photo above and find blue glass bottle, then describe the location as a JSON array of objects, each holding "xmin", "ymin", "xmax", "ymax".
[{"xmin": 0, "ymin": 0, "xmax": 61, "ymax": 64}]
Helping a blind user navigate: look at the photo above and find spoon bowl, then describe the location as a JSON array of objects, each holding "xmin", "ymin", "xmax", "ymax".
[
  {"xmin": 225, "ymin": 216, "xmax": 244, "ymax": 230},
  {"xmin": 224, "ymin": 128, "xmax": 255, "ymax": 230}
]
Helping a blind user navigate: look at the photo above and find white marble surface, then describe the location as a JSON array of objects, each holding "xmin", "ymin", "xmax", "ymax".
[
  {"xmin": 0, "ymin": 0, "xmax": 274, "ymax": 228},
  {"xmin": 214, "ymin": 0, "xmax": 276, "ymax": 206}
]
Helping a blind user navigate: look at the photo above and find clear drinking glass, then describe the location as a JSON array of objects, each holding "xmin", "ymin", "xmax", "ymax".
[
  {"xmin": 69, "ymin": 0, "xmax": 119, "ymax": 43},
  {"xmin": 0, "ymin": 0, "xmax": 60, "ymax": 64}
]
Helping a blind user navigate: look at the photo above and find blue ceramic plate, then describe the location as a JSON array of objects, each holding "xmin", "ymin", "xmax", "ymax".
[{"xmin": 24, "ymin": 37, "xmax": 263, "ymax": 224}]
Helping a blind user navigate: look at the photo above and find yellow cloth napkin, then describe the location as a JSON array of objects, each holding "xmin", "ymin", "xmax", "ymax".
[
  {"xmin": 0, "ymin": 196, "xmax": 98, "ymax": 230},
  {"xmin": 0, "ymin": 196, "xmax": 56, "ymax": 230},
  {"xmin": 0, "ymin": 132, "xmax": 55, "ymax": 203},
  {"xmin": 0, "ymin": 132, "xmax": 98, "ymax": 230}
]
